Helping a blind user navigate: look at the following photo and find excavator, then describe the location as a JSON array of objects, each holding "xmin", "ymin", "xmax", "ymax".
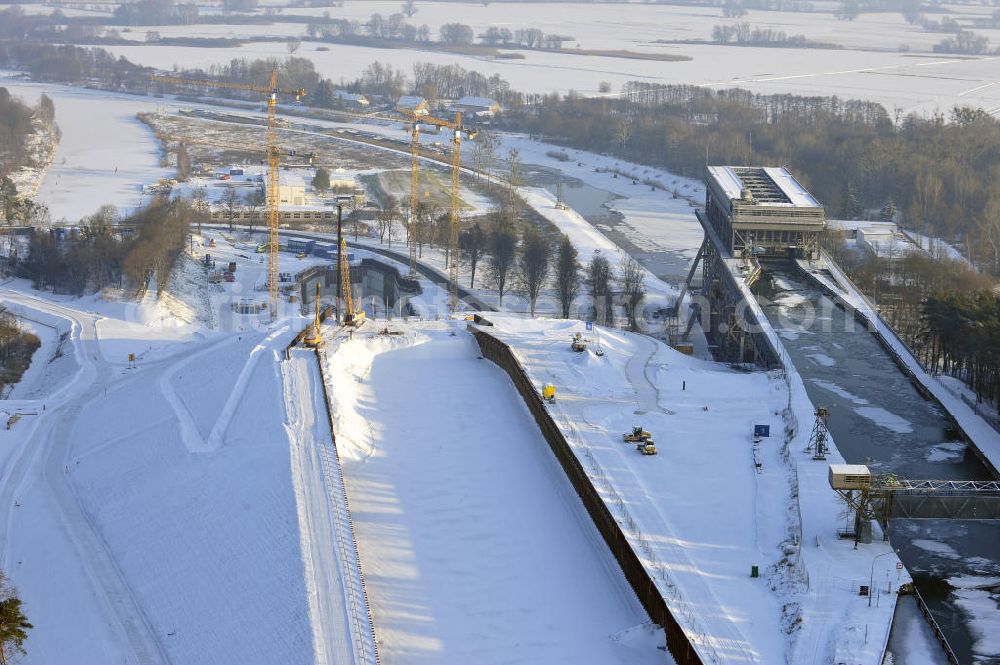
[{"xmin": 340, "ymin": 238, "xmax": 365, "ymax": 327}]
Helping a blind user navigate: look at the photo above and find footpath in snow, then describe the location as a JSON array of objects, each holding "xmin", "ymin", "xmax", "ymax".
[{"xmin": 323, "ymin": 321, "xmax": 670, "ymax": 665}]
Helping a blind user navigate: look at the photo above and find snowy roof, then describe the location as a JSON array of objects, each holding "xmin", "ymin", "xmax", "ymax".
[
  {"xmin": 454, "ymin": 96, "xmax": 499, "ymax": 110},
  {"xmin": 333, "ymin": 91, "xmax": 368, "ymax": 103},
  {"xmin": 396, "ymin": 96, "xmax": 428, "ymax": 112},
  {"xmin": 829, "ymin": 464, "xmax": 870, "ymax": 475},
  {"xmin": 280, "ymin": 173, "xmax": 307, "ymax": 189},
  {"xmin": 707, "ymin": 166, "xmax": 822, "ymax": 208}
]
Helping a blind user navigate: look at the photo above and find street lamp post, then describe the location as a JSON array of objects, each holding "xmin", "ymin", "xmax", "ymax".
[{"xmin": 869, "ymin": 549, "xmax": 898, "ymax": 607}]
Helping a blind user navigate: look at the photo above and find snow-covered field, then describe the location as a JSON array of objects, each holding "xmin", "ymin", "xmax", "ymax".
[
  {"xmin": 101, "ymin": 37, "xmax": 1000, "ymax": 116},
  {"xmin": 323, "ymin": 321, "xmax": 670, "ymax": 664},
  {"xmin": 0, "ymin": 228, "xmax": 382, "ymax": 663}
]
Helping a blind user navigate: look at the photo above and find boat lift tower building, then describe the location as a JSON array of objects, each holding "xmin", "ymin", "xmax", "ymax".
[{"xmin": 703, "ymin": 166, "xmax": 825, "ymax": 260}]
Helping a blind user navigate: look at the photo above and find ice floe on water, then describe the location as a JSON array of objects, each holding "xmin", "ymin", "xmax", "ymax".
[
  {"xmin": 912, "ymin": 540, "xmax": 962, "ymax": 560},
  {"xmin": 854, "ymin": 406, "xmax": 914, "ymax": 434},
  {"xmin": 948, "ymin": 576, "xmax": 1000, "ymax": 663},
  {"xmin": 807, "ymin": 353, "xmax": 836, "ymax": 367},
  {"xmin": 926, "ymin": 441, "xmax": 966, "ymax": 463},
  {"xmin": 809, "ymin": 378, "xmax": 868, "ymax": 404}
]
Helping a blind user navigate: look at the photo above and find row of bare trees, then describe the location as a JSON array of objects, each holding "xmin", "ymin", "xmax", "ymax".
[
  {"xmin": 19, "ymin": 199, "xmax": 192, "ymax": 296},
  {"xmin": 504, "ymin": 85, "xmax": 1000, "ymax": 275}
]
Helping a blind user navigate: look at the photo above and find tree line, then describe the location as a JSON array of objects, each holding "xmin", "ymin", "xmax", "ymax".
[
  {"xmin": 17, "ymin": 199, "xmax": 192, "ymax": 297},
  {"xmin": 921, "ymin": 290, "xmax": 1000, "ymax": 412},
  {"xmin": 0, "ymin": 88, "xmax": 58, "ymax": 200},
  {"xmin": 502, "ymin": 84, "xmax": 1000, "ymax": 275}
]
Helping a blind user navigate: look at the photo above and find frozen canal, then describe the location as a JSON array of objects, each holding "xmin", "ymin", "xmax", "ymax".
[
  {"xmin": 755, "ymin": 267, "xmax": 1000, "ymax": 665},
  {"xmin": 0, "ymin": 80, "xmax": 171, "ymax": 221}
]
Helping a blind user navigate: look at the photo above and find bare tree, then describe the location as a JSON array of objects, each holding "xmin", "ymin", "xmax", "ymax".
[
  {"xmin": 588, "ymin": 251, "xmax": 613, "ymax": 325},
  {"xmin": 222, "ymin": 185, "xmax": 240, "ymax": 233},
  {"xmin": 504, "ymin": 148, "xmax": 522, "ymax": 220},
  {"xmin": 286, "ymin": 38, "xmax": 302, "ymax": 54},
  {"xmin": 555, "ymin": 234, "xmax": 581, "ymax": 318},
  {"xmin": 618, "ymin": 254, "xmax": 645, "ymax": 330},
  {"xmin": 191, "ymin": 186, "xmax": 208, "ymax": 235},
  {"xmin": 460, "ymin": 222, "xmax": 487, "ymax": 287},
  {"xmin": 401, "ymin": 0, "xmax": 417, "ymax": 17},
  {"xmin": 486, "ymin": 215, "xmax": 517, "ymax": 306},
  {"xmin": 176, "ymin": 141, "xmax": 192, "ymax": 181},
  {"xmin": 517, "ymin": 226, "xmax": 551, "ymax": 316},
  {"xmin": 348, "ymin": 194, "xmax": 365, "ymax": 241},
  {"xmin": 376, "ymin": 196, "xmax": 398, "ymax": 246},
  {"xmin": 244, "ymin": 188, "xmax": 264, "ymax": 239}
]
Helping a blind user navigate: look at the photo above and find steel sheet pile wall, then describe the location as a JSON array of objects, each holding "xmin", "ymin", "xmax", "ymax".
[{"xmin": 472, "ymin": 329, "xmax": 704, "ymax": 665}]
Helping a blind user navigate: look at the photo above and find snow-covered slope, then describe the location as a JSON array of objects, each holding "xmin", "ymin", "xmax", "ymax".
[{"xmin": 324, "ymin": 321, "xmax": 671, "ymax": 665}]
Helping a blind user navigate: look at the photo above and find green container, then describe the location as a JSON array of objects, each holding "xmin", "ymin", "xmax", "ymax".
[{"xmin": 751, "ymin": 565, "xmax": 759, "ymax": 578}]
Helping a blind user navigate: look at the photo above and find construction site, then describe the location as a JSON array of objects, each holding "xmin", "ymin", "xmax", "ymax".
[{"xmin": 3, "ymin": 66, "xmax": 1000, "ymax": 665}]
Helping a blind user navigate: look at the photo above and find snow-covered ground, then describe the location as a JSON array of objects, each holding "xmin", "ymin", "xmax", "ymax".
[
  {"xmin": 103, "ymin": 38, "xmax": 1000, "ymax": 116},
  {"xmin": 0, "ymin": 230, "xmax": 380, "ymax": 663},
  {"xmin": 476, "ymin": 314, "xmax": 903, "ymax": 665},
  {"xmin": 322, "ymin": 320, "xmax": 670, "ymax": 665}
]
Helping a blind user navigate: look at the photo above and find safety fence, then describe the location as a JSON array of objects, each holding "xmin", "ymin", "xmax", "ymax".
[
  {"xmin": 472, "ymin": 328, "xmax": 707, "ymax": 665},
  {"xmin": 905, "ymin": 586, "xmax": 960, "ymax": 665}
]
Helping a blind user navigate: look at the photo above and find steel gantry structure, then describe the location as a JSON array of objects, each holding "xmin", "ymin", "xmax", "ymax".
[
  {"xmin": 151, "ymin": 72, "xmax": 306, "ymax": 321},
  {"xmin": 398, "ymin": 110, "xmax": 477, "ymax": 311},
  {"xmin": 831, "ymin": 466, "xmax": 1000, "ymax": 546}
]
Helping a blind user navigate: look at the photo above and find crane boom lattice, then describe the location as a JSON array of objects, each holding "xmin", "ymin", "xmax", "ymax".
[
  {"xmin": 399, "ymin": 110, "xmax": 476, "ymax": 311},
  {"xmin": 150, "ymin": 71, "xmax": 306, "ymax": 321}
]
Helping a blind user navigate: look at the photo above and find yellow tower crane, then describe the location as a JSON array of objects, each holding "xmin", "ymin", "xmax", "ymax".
[
  {"xmin": 399, "ymin": 111, "xmax": 477, "ymax": 311},
  {"xmin": 150, "ymin": 72, "xmax": 306, "ymax": 321}
]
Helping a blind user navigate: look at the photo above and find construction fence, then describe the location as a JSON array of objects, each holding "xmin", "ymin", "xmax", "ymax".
[{"xmin": 472, "ymin": 328, "xmax": 706, "ymax": 665}]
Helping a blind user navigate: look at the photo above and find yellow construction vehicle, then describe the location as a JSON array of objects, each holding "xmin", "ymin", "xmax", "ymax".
[
  {"xmin": 304, "ymin": 282, "xmax": 323, "ymax": 348},
  {"xmin": 623, "ymin": 426, "xmax": 652, "ymax": 443},
  {"xmin": 571, "ymin": 332, "xmax": 587, "ymax": 352},
  {"xmin": 542, "ymin": 383, "xmax": 556, "ymax": 402},
  {"xmin": 339, "ymin": 238, "xmax": 365, "ymax": 327},
  {"xmin": 636, "ymin": 440, "xmax": 658, "ymax": 455}
]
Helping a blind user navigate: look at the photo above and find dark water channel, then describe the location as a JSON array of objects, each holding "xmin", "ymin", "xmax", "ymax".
[
  {"xmin": 754, "ymin": 266, "xmax": 1000, "ymax": 665},
  {"xmin": 526, "ymin": 165, "xmax": 693, "ymax": 284}
]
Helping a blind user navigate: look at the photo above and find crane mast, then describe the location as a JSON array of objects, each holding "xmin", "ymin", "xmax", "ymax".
[
  {"xmin": 149, "ymin": 71, "xmax": 306, "ymax": 321},
  {"xmin": 402, "ymin": 110, "xmax": 475, "ymax": 312}
]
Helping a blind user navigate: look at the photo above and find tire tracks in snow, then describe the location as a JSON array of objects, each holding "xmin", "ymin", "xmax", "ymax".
[
  {"xmin": 0, "ymin": 290, "xmax": 171, "ymax": 665},
  {"xmin": 157, "ymin": 325, "xmax": 289, "ymax": 453}
]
